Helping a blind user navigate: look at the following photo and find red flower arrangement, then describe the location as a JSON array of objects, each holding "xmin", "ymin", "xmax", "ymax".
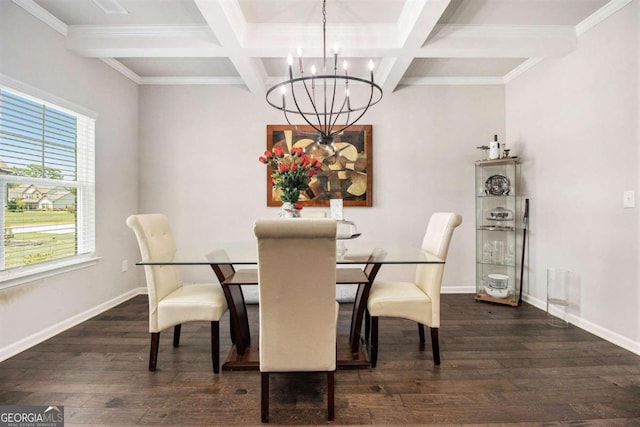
[{"xmin": 259, "ymin": 146, "xmax": 322, "ymax": 204}]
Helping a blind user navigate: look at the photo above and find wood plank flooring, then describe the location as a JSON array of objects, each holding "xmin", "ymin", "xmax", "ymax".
[{"xmin": 1, "ymin": 294, "xmax": 640, "ymax": 425}]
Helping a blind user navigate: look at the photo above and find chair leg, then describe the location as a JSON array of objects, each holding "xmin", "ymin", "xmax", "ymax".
[
  {"xmin": 418, "ymin": 323, "xmax": 426, "ymax": 350},
  {"xmin": 211, "ymin": 321, "xmax": 220, "ymax": 374},
  {"xmin": 370, "ymin": 316, "xmax": 379, "ymax": 368},
  {"xmin": 173, "ymin": 324, "xmax": 181, "ymax": 347},
  {"xmin": 431, "ymin": 327, "xmax": 440, "ymax": 365},
  {"xmin": 149, "ymin": 332, "xmax": 160, "ymax": 371},
  {"xmin": 327, "ymin": 371, "xmax": 335, "ymax": 421},
  {"xmin": 261, "ymin": 372, "xmax": 269, "ymax": 423}
]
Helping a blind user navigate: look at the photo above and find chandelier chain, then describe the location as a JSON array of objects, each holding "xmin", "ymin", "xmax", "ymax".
[{"xmin": 322, "ymin": 0, "xmax": 327, "ymax": 73}]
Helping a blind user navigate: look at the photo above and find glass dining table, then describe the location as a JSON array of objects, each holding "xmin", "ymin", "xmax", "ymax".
[{"xmin": 137, "ymin": 241, "xmax": 444, "ymax": 370}]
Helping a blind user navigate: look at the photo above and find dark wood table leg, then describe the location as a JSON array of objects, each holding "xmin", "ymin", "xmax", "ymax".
[
  {"xmin": 210, "ymin": 264, "xmax": 251, "ymax": 355},
  {"xmin": 348, "ymin": 262, "xmax": 382, "ymax": 354}
]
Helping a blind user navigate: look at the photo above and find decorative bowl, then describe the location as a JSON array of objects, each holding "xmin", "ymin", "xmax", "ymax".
[
  {"xmin": 336, "ymin": 220, "xmax": 358, "ymax": 239},
  {"xmin": 488, "ymin": 207, "xmax": 513, "ymax": 220},
  {"xmin": 487, "ymin": 273, "xmax": 509, "ymax": 289},
  {"xmin": 484, "ymin": 174, "xmax": 511, "ymax": 196},
  {"xmin": 485, "ymin": 285, "xmax": 509, "ymax": 299}
]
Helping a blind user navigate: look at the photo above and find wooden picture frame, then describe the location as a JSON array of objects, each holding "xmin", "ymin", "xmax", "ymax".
[{"xmin": 266, "ymin": 124, "xmax": 372, "ymax": 207}]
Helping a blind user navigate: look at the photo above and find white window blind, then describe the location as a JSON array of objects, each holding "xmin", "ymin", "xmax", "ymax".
[{"xmin": 0, "ymin": 86, "xmax": 95, "ymax": 276}]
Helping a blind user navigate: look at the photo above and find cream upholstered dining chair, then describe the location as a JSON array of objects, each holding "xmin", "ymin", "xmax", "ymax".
[
  {"xmin": 366, "ymin": 212, "xmax": 462, "ymax": 367},
  {"xmin": 126, "ymin": 214, "xmax": 228, "ymax": 373},
  {"xmin": 254, "ymin": 218, "xmax": 338, "ymax": 423},
  {"xmin": 299, "ymin": 210, "xmax": 327, "ymax": 218}
]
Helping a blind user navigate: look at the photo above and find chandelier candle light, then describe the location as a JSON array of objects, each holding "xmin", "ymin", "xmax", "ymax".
[{"xmin": 265, "ymin": 0, "xmax": 383, "ymax": 146}]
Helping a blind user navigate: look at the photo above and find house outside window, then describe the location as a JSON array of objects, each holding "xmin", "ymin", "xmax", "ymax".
[{"xmin": 0, "ymin": 85, "xmax": 96, "ymax": 281}]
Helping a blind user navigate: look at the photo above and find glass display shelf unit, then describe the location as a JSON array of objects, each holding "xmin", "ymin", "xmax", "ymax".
[{"xmin": 475, "ymin": 158, "xmax": 522, "ymax": 306}]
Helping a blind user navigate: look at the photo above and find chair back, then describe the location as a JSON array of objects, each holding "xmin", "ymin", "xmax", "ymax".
[
  {"xmin": 126, "ymin": 214, "xmax": 183, "ymax": 332},
  {"xmin": 299, "ymin": 210, "xmax": 327, "ymax": 218},
  {"xmin": 254, "ymin": 218, "xmax": 337, "ymax": 372},
  {"xmin": 421, "ymin": 212, "xmax": 463, "ymax": 259},
  {"xmin": 415, "ymin": 213, "xmax": 463, "ymax": 325}
]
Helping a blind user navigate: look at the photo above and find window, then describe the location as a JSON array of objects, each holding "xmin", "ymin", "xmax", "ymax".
[{"xmin": 0, "ymin": 86, "xmax": 95, "ymax": 281}]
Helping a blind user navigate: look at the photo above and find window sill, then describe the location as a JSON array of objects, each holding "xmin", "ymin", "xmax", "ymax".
[{"xmin": 0, "ymin": 255, "xmax": 101, "ymax": 290}]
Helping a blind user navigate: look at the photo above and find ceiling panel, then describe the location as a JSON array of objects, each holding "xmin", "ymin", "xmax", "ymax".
[
  {"xmin": 439, "ymin": 0, "xmax": 610, "ymax": 25},
  {"xmin": 238, "ymin": 0, "xmax": 405, "ymax": 24},
  {"xmin": 34, "ymin": 0, "xmax": 206, "ymax": 25}
]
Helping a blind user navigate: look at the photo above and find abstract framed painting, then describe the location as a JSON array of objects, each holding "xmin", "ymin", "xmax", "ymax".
[{"xmin": 265, "ymin": 124, "xmax": 372, "ymax": 207}]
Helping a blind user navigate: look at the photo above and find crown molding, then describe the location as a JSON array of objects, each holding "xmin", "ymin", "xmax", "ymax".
[
  {"xmin": 100, "ymin": 59, "xmax": 141, "ymax": 84},
  {"xmin": 575, "ymin": 0, "xmax": 633, "ymax": 36},
  {"xmin": 503, "ymin": 58, "xmax": 543, "ymax": 83},
  {"xmin": 12, "ymin": 0, "xmax": 67, "ymax": 35}
]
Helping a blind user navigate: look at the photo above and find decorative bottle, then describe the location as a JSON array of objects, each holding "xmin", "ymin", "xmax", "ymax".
[{"xmin": 489, "ymin": 135, "xmax": 500, "ymax": 160}]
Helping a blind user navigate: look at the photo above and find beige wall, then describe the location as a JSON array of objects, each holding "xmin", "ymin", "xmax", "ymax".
[
  {"xmin": 506, "ymin": 1, "xmax": 639, "ymax": 348},
  {"xmin": 0, "ymin": 2, "xmax": 141, "ymax": 356},
  {"xmin": 138, "ymin": 83, "xmax": 506, "ymax": 288}
]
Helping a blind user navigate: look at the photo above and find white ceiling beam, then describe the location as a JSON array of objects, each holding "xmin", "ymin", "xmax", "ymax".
[
  {"xmin": 397, "ymin": 0, "xmax": 451, "ymax": 49},
  {"xmin": 139, "ymin": 76, "xmax": 245, "ymax": 85},
  {"xmin": 421, "ymin": 25, "xmax": 577, "ymax": 58},
  {"xmin": 400, "ymin": 76, "xmax": 505, "ymax": 86},
  {"xmin": 194, "ymin": 0, "xmax": 266, "ymax": 95},
  {"xmin": 64, "ymin": 23, "xmax": 399, "ymax": 59},
  {"xmin": 66, "ymin": 25, "xmax": 223, "ymax": 58},
  {"xmin": 380, "ymin": 0, "xmax": 451, "ymax": 93}
]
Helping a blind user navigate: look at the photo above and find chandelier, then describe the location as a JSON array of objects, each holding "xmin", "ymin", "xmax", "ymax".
[{"xmin": 265, "ymin": 0, "xmax": 383, "ymax": 145}]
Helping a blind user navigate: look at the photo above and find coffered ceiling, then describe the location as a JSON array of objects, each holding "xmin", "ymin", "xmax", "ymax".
[{"xmin": 13, "ymin": 0, "xmax": 628, "ymax": 95}]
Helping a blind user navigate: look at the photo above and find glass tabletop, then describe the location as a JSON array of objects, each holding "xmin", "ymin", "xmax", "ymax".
[{"xmin": 136, "ymin": 241, "xmax": 444, "ymax": 265}]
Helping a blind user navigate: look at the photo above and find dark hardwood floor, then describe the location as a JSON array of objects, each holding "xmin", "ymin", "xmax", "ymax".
[{"xmin": 1, "ymin": 294, "xmax": 640, "ymax": 426}]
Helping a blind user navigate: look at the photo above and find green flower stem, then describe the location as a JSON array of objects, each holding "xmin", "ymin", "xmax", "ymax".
[{"xmin": 281, "ymin": 188, "xmax": 301, "ymax": 204}]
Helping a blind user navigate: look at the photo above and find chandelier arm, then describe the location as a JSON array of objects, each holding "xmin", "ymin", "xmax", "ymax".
[
  {"xmin": 327, "ymin": 75, "xmax": 341, "ymax": 138},
  {"xmin": 289, "ymin": 80, "xmax": 324, "ymax": 135},
  {"xmin": 323, "ymin": 78, "xmax": 329, "ymax": 137},
  {"xmin": 330, "ymin": 83, "xmax": 377, "ymax": 136},
  {"xmin": 282, "ymin": 104, "xmax": 293, "ymax": 127},
  {"xmin": 300, "ymin": 76, "xmax": 325, "ymax": 131},
  {"xmin": 328, "ymin": 95, "xmax": 350, "ymax": 136}
]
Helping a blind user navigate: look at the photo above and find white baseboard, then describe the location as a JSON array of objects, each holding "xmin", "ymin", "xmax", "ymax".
[
  {"xmin": 3, "ymin": 286, "xmax": 638, "ymax": 362},
  {"xmin": 442, "ymin": 285, "xmax": 476, "ymax": 294},
  {"xmin": 0, "ymin": 287, "xmax": 146, "ymax": 362},
  {"xmin": 522, "ymin": 294, "xmax": 640, "ymax": 356}
]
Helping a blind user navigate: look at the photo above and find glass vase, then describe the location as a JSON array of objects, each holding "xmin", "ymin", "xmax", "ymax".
[{"xmin": 280, "ymin": 202, "xmax": 301, "ymax": 218}]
